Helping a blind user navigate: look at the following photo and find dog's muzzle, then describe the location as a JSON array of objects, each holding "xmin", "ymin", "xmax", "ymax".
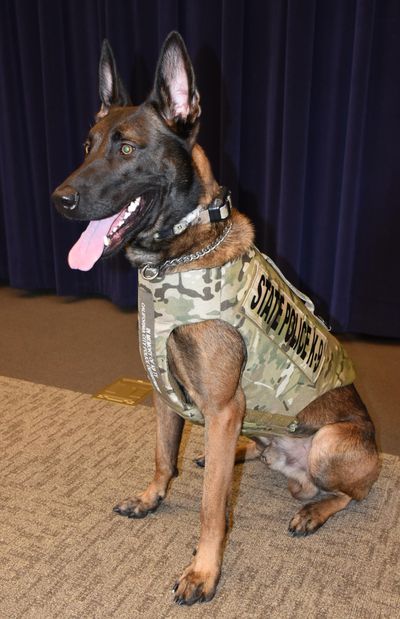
[{"xmin": 52, "ymin": 185, "xmax": 80, "ymax": 212}]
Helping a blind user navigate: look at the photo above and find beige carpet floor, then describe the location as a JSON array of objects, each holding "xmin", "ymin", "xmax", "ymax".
[{"xmin": 1, "ymin": 375, "xmax": 399, "ymax": 618}]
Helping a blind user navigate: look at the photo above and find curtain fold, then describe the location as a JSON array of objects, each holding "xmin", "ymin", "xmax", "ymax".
[
  {"xmin": 331, "ymin": 0, "xmax": 376, "ymax": 329},
  {"xmin": 0, "ymin": 0, "xmax": 399, "ymax": 336}
]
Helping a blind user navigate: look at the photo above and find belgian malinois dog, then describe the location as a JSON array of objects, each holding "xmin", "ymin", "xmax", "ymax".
[{"xmin": 52, "ymin": 32, "xmax": 379, "ymax": 605}]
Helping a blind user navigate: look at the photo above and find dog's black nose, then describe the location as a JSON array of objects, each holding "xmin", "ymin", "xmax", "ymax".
[{"xmin": 52, "ymin": 186, "xmax": 80, "ymax": 211}]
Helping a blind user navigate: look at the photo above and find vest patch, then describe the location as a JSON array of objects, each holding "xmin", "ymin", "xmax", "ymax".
[
  {"xmin": 241, "ymin": 263, "xmax": 327, "ymax": 382},
  {"xmin": 139, "ymin": 288, "xmax": 163, "ymax": 393}
]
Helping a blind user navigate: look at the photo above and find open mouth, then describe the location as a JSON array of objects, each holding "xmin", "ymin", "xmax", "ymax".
[
  {"xmin": 68, "ymin": 194, "xmax": 151, "ymax": 271},
  {"xmin": 103, "ymin": 196, "xmax": 142, "ymax": 254}
]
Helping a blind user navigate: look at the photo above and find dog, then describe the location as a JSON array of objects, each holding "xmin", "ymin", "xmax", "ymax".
[{"xmin": 52, "ymin": 32, "xmax": 379, "ymax": 605}]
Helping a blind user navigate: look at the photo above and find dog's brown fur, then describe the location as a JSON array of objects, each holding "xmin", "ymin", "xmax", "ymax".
[
  {"xmin": 52, "ymin": 33, "xmax": 380, "ymax": 605},
  {"xmin": 169, "ymin": 148, "xmax": 255, "ymax": 272}
]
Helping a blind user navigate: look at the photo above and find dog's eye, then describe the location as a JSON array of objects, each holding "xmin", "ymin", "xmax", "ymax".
[
  {"xmin": 84, "ymin": 142, "xmax": 91, "ymax": 156},
  {"xmin": 120, "ymin": 144, "xmax": 135, "ymax": 156}
]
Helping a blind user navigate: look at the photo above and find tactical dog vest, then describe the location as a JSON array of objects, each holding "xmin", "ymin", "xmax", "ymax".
[{"xmin": 138, "ymin": 245, "xmax": 355, "ymax": 436}]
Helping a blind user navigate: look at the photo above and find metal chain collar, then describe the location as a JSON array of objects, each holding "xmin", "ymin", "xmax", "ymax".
[{"xmin": 141, "ymin": 221, "xmax": 233, "ymax": 281}]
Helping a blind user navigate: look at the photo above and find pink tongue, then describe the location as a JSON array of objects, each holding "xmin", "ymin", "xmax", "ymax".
[{"xmin": 68, "ymin": 215, "xmax": 116, "ymax": 271}]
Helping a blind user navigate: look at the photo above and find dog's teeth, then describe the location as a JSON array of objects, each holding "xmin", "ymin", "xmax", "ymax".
[
  {"xmin": 123, "ymin": 211, "xmax": 130, "ymax": 220},
  {"xmin": 128, "ymin": 198, "xmax": 140, "ymax": 213},
  {"xmin": 104, "ymin": 236, "xmax": 111, "ymax": 247},
  {"xmin": 112, "ymin": 227, "xmax": 117, "ymax": 233}
]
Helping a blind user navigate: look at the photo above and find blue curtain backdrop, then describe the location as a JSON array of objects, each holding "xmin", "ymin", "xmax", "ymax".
[{"xmin": 0, "ymin": 0, "xmax": 399, "ymax": 336}]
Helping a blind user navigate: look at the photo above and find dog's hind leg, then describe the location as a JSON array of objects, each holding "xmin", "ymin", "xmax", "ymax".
[
  {"xmin": 288, "ymin": 421, "xmax": 380, "ymax": 536},
  {"xmin": 114, "ymin": 392, "xmax": 184, "ymax": 518}
]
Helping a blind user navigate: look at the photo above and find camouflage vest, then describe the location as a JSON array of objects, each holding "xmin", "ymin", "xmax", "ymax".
[{"xmin": 138, "ymin": 245, "xmax": 355, "ymax": 437}]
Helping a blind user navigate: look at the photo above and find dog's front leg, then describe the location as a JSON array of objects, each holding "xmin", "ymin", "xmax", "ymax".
[
  {"xmin": 173, "ymin": 387, "xmax": 245, "ymax": 605},
  {"xmin": 114, "ymin": 391, "xmax": 184, "ymax": 518}
]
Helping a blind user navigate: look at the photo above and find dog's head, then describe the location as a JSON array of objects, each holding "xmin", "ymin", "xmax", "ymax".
[{"xmin": 52, "ymin": 32, "xmax": 203, "ymax": 271}]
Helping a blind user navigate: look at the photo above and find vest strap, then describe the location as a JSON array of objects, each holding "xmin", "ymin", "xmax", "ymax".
[{"xmin": 165, "ymin": 405, "xmax": 298, "ymax": 437}]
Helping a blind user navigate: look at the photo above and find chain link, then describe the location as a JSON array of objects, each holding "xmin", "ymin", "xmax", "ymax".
[{"xmin": 141, "ymin": 222, "xmax": 232, "ymax": 280}]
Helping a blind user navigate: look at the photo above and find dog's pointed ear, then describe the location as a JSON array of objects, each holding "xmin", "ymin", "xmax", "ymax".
[
  {"xmin": 151, "ymin": 32, "xmax": 201, "ymax": 140},
  {"xmin": 97, "ymin": 39, "xmax": 131, "ymax": 120}
]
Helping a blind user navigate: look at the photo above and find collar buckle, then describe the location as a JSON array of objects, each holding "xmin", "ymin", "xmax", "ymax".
[{"xmin": 207, "ymin": 188, "xmax": 232, "ymax": 223}]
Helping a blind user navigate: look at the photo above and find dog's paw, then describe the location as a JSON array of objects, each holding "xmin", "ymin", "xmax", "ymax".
[
  {"xmin": 113, "ymin": 494, "xmax": 162, "ymax": 519},
  {"xmin": 172, "ymin": 561, "xmax": 220, "ymax": 605},
  {"xmin": 288, "ymin": 502, "xmax": 324, "ymax": 537}
]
